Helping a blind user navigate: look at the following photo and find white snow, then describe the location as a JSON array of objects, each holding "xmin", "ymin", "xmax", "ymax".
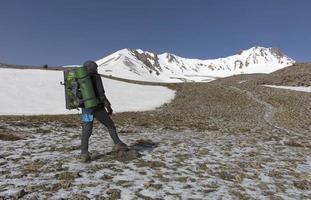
[
  {"xmin": 238, "ymin": 80, "xmax": 248, "ymax": 84},
  {"xmin": 0, "ymin": 68, "xmax": 175, "ymax": 115},
  {"xmin": 264, "ymin": 85, "xmax": 311, "ymax": 93},
  {"xmin": 91, "ymin": 46, "xmax": 295, "ymax": 83},
  {"xmin": 297, "ymin": 156, "xmax": 311, "ymax": 174},
  {"xmin": 104, "ymin": 78, "xmax": 175, "ymax": 112}
]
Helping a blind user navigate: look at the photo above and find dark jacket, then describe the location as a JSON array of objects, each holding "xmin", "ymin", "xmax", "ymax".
[{"xmin": 89, "ymin": 73, "xmax": 111, "ymax": 107}]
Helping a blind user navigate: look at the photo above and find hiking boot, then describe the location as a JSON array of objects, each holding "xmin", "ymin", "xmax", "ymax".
[
  {"xmin": 80, "ymin": 152, "xmax": 91, "ymax": 163},
  {"xmin": 113, "ymin": 142, "xmax": 129, "ymax": 152}
]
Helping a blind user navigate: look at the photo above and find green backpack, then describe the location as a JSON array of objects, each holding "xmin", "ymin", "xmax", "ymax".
[{"xmin": 61, "ymin": 66, "xmax": 99, "ymax": 110}]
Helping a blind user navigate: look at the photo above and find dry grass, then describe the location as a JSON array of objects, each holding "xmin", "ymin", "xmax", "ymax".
[
  {"xmin": 0, "ymin": 127, "xmax": 31, "ymax": 141},
  {"xmin": 0, "ymin": 131, "xmax": 22, "ymax": 141},
  {"xmin": 216, "ymin": 65, "xmax": 311, "ymax": 134},
  {"xmin": 112, "ymin": 82, "xmax": 266, "ymax": 133},
  {"xmin": 258, "ymin": 62, "xmax": 311, "ymax": 86}
]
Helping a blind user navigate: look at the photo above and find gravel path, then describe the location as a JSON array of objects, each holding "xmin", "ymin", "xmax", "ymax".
[{"xmin": 229, "ymin": 86, "xmax": 305, "ymax": 138}]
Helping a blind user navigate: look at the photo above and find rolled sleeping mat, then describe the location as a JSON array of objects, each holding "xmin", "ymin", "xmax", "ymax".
[
  {"xmin": 75, "ymin": 66, "xmax": 98, "ymax": 108},
  {"xmin": 63, "ymin": 70, "xmax": 81, "ymax": 109}
]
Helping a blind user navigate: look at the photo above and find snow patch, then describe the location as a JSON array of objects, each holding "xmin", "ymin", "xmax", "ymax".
[
  {"xmin": 264, "ymin": 85, "xmax": 311, "ymax": 93},
  {"xmin": 0, "ymin": 68, "xmax": 175, "ymax": 115}
]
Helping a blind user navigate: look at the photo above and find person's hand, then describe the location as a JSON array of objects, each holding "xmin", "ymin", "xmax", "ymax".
[{"xmin": 106, "ymin": 106, "xmax": 113, "ymax": 115}]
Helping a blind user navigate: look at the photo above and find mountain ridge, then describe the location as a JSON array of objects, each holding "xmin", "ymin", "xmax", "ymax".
[{"xmin": 95, "ymin": 46, "xmax": 295, "ymax": 82}]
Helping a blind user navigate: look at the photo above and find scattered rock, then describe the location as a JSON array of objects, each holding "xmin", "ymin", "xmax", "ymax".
[
  {"xmin": 0, "ymin": 132, "xmax": 23, "ymax": 141},
  {"xmin": 230, "ymin": 189, "xmax": 251, "ymax": 200},
  {"xmin": 268, "ymin": 170, "xmax": 283, "ymax": 178},
  {"xmin": 135, "ymin": 139, "xmax": 156, "ymax": 146},
  {"xmin": 22, "ymin": 159, "xmax": 46, "ymax": 174},
  {"xmin": 294, "ymin": 180, "xmax": 311, "ymax": 190},
  {"xmin": 175, "ymin": 176, "xmax": 188, "ymax": 183},
  {"xmin": 106, "ymin": 189, "xmax": 121, "ymax": 199},
  {"xmin": 21, "ymin": 151, "xmax": 31, "ymax": 156},
  {"xmin": 143, "ymin": 180, "xmax": 155, "ymax": 188},
  {"xmin": 50, "ymin": 181, "xmax": 72, "ymax": 191},
  {"xmin": 284, "ymin": 140, "xmax": 305, "ymax": 147},
  {"xmin": 118, "ymin": 149, "xmax": 141, "ymax": 161},
  {"xmin": 102, "ymin": 149, "xmax": 141, "ymax": 163},
  {"xmin": 217, "ymin": 171, "xmax": 243, "ymax": 182},
  {"xmin": 56, "ymin": 171, "xmax": 81, "ymax": 180},
  {"xmin": 101, "ymin": 174, "xmax": 113, "ymax": 180},
  {"xmin": 116, "ymin": 180, "xmax": 133, "ymax": 187},
  {"xmin": 35, "ymin": 128, "xmax": 51, "ymax": 134},
  {"xmin": 135, "ymin": 160, "xmax": 166, "ymax": 169},
  {"xmin": 130, "ymin": 139, "xmax": 158, "ymax": 152},
  {"xmin": 151, "ymin": 184, "xmax": 163, "ymax": 190},
  {"xmin": 0, "ymin": 160, "xmax": 7, "ymax": 167},
  {"xmin": 15, "ymin": 189, "xmax": 28, "ymax": 199},
  {"xmin": 71, "ymin": 194, "xmax": 90, "ymax": 200}
]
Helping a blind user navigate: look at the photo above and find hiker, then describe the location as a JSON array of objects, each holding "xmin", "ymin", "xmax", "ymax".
[{"xmin": 80, "ymin": 60, "xmax": 128, "ymax": 162}]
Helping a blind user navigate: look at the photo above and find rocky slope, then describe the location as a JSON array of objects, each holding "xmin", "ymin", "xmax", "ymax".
[{"xmin": 258, "ymin": 62, "xmax": 311, "ymax": 86}]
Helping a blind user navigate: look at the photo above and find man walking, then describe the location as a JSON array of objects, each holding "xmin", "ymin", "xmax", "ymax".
[{"xmin": 80, "ymin": 60, "xmax": 128, "ymax": 162}]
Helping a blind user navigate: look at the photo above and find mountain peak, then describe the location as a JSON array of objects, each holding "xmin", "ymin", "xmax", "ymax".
[
  {"xmin": 269, "ymin": 47, "xmax": 287, "ymax": 59},
  {"xmin": 96, "ymin": 46, "xmax": 295, "ymax": 83}
]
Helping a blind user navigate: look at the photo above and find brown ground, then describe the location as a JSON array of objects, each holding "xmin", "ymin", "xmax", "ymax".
[{"xmin": 258, "ymin": 62, "xmax": 311, "ymax": 86}]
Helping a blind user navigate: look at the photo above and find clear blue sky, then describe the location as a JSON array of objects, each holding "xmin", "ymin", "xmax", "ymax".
[{"xmin": 0, "ymin": 0, "xmax": 310, "ymax": 65}]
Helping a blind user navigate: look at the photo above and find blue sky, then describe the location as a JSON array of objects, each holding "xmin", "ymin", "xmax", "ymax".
[{"xmin": 0, "ymin": 0, "xmax": 310, "ymax": 65}]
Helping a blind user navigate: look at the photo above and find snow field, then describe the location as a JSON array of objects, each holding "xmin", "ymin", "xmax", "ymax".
[{"xmin": 0, "ymin": 68, "xmax": 175, "ymax": 115}]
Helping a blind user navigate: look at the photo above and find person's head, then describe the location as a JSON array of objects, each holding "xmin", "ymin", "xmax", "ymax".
[{"xmin": 83, "ymin": 60, "xmax": 98, "ymax": 74}]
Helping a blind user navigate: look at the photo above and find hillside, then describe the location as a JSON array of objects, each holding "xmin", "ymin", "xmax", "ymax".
[{"xmin": 257, "ymin": 62, "xmax": 311, "ymax": 86}]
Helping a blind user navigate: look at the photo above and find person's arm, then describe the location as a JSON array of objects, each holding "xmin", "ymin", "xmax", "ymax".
[
  {"xmin": 94, "ymin": 74, "xmax": 113, "ymax": 114},
  {"xmin": 95, "ymin": 74, "xmax": 110, "ymax": 104}
]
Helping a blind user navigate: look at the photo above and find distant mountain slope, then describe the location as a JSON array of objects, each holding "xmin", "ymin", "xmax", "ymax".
[
  {"xmin": 258, "ymin": 62, "xmax": 311, "ymax": 86},
  {"xmin": 94, "ymin": 46, "xmax": 294, "ymax": 82}
]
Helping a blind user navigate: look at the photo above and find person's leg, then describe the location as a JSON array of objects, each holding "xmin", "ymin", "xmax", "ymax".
[
  {"xmin": 81, "ymin": 121, "xmax": 93, "ymax": 155},
  {"xmin": 93, "ymin": 108, "xmax": 124, "ymax": 145}
]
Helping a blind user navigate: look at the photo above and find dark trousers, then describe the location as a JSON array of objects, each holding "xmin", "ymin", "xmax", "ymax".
[{"xmin": 81, "ymin": 108, "xmax": 122, "ymax": 154}]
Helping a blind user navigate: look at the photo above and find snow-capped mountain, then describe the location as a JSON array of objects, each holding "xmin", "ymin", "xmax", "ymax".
[{"xmin": 96, "ymin": 46, "xmax": 295, "ymax": 82}]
